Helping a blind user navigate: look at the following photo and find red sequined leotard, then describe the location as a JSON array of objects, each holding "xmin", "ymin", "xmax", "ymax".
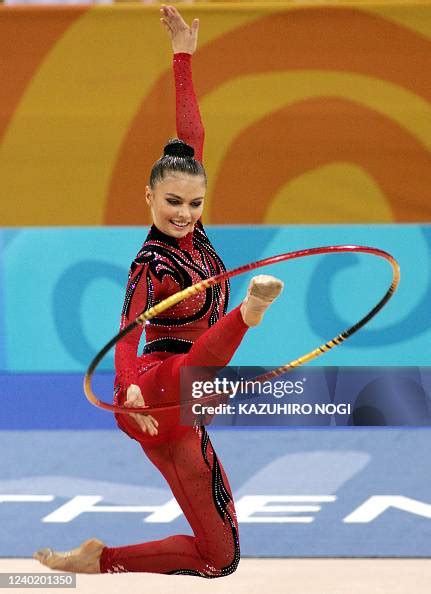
[
  {"xmin": 114, "ymin": 53, "xmax": 230, "ymax": 391},
  {"xmin": 100, "ymin": 52, "xmax": 246, "ymax": 578}
]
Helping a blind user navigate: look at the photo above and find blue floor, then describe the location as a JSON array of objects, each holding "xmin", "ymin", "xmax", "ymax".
[{"xmin": 1, "ymin": 428, "xmax": 431, "ymax": 557}]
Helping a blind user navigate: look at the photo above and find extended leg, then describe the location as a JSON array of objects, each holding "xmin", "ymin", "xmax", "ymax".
[{"xmin": 100, "ymin": 426, "xmax": 240, "ymax": 577}]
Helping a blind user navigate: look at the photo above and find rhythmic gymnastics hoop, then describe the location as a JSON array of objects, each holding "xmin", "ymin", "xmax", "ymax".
[{"xmin": 83, "ymin": 245, "xmax": 400, "ymax": 415}]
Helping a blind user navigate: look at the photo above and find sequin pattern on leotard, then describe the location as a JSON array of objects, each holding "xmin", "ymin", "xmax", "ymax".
[{"xmin": 115, "ymin": 220, "xmax": 230, "ymax": 388}]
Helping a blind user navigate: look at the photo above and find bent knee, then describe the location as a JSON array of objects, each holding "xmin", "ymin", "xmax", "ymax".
[{"xmin": 203, "ymin": 548, "xmax": 240, "ymax": 578}]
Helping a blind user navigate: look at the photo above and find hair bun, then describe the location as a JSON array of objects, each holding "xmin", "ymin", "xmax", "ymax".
[{"xmin": 164, "ymin": 139, "xmax": 195, "ymax": 159}]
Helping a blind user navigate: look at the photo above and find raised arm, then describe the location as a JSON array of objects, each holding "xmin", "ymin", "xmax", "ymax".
[{"xmin": 160, "ymin": 5, "xmax": 204, "ymax": 161}]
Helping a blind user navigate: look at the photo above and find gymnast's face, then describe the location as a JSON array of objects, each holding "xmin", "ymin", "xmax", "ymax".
[{"xmin": 145, "ymin": 173, "xmax": 206, "ymax": 238}]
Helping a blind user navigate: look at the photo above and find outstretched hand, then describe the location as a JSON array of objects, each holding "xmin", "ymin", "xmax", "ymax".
[
  {"xmin": 125, "ymin": 384, "xmax": 159, "ymax": 436},
  {"xmin": 160, "ymin": 4, "xmax": 199, "ymax": 55}
]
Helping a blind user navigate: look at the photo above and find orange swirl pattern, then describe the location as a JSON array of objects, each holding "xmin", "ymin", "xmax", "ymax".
[
  {"xmin": 0, "ymin": 6, "xmax": 88, "ymax": 143},
  {"xmin": 211, "ymin": 96, "xmax": 431, "ymax": 223},
  {"xmin": 0, "ymin": 4, "xmax": 430, "ymax": 225}
]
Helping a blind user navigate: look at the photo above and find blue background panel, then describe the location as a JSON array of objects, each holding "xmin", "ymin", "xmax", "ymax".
[
  {"xmin": 3, "ymin": 368, "xmax": 431, "ymax": 429},
  {"xmin": 1, "ymin": 225, "xmax": 430, "ymax": 372}
]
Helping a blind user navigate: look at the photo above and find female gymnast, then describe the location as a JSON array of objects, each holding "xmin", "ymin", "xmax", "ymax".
[{"xmin": 34, "ymin": 5, "xmax": 283, "ymax": 577}]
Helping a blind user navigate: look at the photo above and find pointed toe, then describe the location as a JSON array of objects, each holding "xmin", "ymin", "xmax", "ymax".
[{"xmin": 34, "ymin": 548, "xmax": 52, "ymax": 562}]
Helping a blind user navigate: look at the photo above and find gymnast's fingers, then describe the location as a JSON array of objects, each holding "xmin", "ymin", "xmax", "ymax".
[
  {"xmin": 130, "ymin": 412, "xmax": 149, "ymax": 434},
  {"xmin": 147, "ymin": 415, "xmax": 159, "ymax": 427},
  {"xmin": 160, "ymin": 17, "xmax": 173, "ymax": 34},
  {"xmin": 142, "ymin": 415, "xmax": 159, "ymax": 436},
  {"xmin": 131, "ymin": 413, "xmax": 158, "ymax": 436},
  {"xmin": 165, "ymin": 5, "xmax": 188, "ymax": 31}
]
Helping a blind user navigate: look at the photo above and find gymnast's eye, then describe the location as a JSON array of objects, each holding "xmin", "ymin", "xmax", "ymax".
[
  {"xmin": 191, "ymin": 201, "xmax": 203, "ymax": 208},
  {"xmin": 167, "ymin": 198, "xmax": 181, "ymax": 205}
]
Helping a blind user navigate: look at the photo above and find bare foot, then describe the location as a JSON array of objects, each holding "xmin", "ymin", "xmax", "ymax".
[
  {"xmin": 240, "ymin": 274, "xmax": 284, "ymax": 327},
  {"xmin": 33, "ymin": 538, "xmax": 105, "ymax": 574}
]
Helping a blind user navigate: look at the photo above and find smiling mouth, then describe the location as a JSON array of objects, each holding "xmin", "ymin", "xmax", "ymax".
[{"xmin": 170, "ymin": 220, "xmax": 190, "ymax": 228}]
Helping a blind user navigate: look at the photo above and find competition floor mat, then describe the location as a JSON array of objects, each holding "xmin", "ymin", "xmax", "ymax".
[
  {"xmin": 1, "ymin": 558, "xmax": 431, "ymax": 594},
  {"xmin": 1, "ymin": 428, "xmax": 430, "ymax": 558}
]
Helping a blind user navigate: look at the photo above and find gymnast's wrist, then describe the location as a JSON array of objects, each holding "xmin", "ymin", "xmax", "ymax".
[{"xmin": 173, "ymin": 51, "xmax": 192, "ymax": 59}]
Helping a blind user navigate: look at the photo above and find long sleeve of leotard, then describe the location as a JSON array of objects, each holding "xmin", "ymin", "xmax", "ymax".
[
  {"xmin": 173, "ymin": 53, "xmax": 204, "ymax": 162},
  {"xmin": 114, "ymin": 262, "xmax": 150, "ymax": 389}
]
